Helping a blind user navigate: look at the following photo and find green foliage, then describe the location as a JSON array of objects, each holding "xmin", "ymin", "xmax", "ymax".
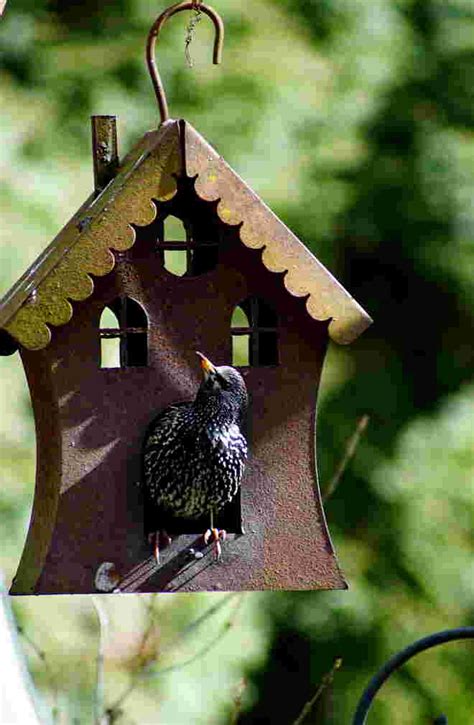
[{"xmin": 1, "ymin": 0, "xmax": 474, "ymax": 722}]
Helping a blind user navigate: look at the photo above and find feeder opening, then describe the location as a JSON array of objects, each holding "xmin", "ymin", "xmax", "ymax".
[
  {"xmin": 99, "ymin": 296, "xmax": 148, "ymax": 368},
  {"xmin": 154, "ymin": 205, "xmax": 220, "ymax": 277},
  {"xmin": 231, "ymin": 297, "xmax": 278, "ymax": 367}
]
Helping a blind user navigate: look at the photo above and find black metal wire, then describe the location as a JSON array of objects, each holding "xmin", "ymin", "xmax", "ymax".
[{"xmin": 352, "ymin": 627, "xmax": 474, "ymax": 724}]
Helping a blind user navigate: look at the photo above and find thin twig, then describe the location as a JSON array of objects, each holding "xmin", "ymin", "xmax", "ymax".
[
  {"xmin": 291, "ymin": 657, "xmax": 343, "ymax": 725},
  {"xmin": 150, "ymin": 594, "xmax": 244, "ymax": 678},
  {"xmin": 16, "ymin": 625, "xmax": 47, "ymax": 662},
  {"xmin": 229, "ymin": 678, "xmax": 247, "ymax": 725},
  {"xmin": 132, "ymin": 594, "xmax": 159, "ymax": 669},
  {"xmin": 17, "ymin": 623, "xmax": 60, "ymax": 722},
  {"xmin": 105, "ymin": 595, "xmax": 159, "ymax": 720},
  {"xmin": 323, "ymin": 415, "xmax": 370, "ymax": 502},
  {"xmin": 179, "ymin": 593, "xmax": 237, "ymax": 639},
  {"xmin": 92, "ymin": 597, "xmax": 109, "ymax": 725},
  {"xmin": 108, "ymin": 593, "xmax": 239, "ymax": 714}
]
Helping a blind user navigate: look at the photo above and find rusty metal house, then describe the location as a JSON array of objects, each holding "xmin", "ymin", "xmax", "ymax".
[{"xmin": 0, "ymin": 3, "xmax": 372, "ymax": 595}]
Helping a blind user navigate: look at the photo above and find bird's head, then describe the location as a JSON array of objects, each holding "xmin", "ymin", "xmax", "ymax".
[{"xmin": 194, "ymin": 351, "xmax": 248, "ymax": 423}]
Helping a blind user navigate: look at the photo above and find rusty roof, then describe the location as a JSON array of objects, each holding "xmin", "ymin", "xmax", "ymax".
[
  {"xmin": 0, "ymin": 119, "xmax": 371, "ymax": 353},
  {"xmin": 184, "ymin": 121, "xmax": 372, "ymax": 344}
]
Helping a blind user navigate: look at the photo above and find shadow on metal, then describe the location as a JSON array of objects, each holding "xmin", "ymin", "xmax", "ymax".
[
  {"xmin": 115, "ymin": 535, "xmax": 221, "ymax": 593},
  {"xmin": 352, "ymin": 627, "xmax": 474, "ymax": 724}
]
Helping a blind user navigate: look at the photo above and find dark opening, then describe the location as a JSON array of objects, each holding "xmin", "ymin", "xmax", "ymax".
[
  {"xmin": 99, "ymin": 296, "xmax": 148, "ymax": 368},
  {"xmin": 0, "ymin": 329, "xmax": 19, "ymax": 356},
  {"xmin": 232, "ymin": 297, "xmax": 278, "ymax": 366},
  {"xmin": 155, "ymin": 213, "xmax": 219, "ymax": 277}
]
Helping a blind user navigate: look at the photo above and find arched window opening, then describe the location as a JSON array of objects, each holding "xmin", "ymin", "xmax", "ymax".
[
  {"xmin": 156, "ymin": 214, "xmax": 219, "ymax": 277},
  {"xmin": 231, "ymin": 297, "xmax": 278, "ymax": 367},
  {"xmin": 162, "ymin": 217, "xmax": 187, "ymax": 277},
  {"xmin": 100, "ymin": 306, "xmax": 121, "ymax": 368},
  {"xmin": 99, "ymin": 296, "xmax": 147, "ymax": 369},
  {"xmin": 164, "ymin": 216, "xmax": 187, "ymax": 241},
  {"xmin": 231, "ymin": 306, "xmax": 250, "ymax": 367}
]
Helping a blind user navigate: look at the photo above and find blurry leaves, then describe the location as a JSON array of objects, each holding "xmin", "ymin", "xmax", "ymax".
[
  {"xmin": 110, "ymin": 57, "xmax": 143, "ymax": 93},
  {"xmin": 374, "ymin": 384, "xmax": 474, "ymax": 608},
  {"xmin": 278, "ymin": 0, "xmax": 349, "ymax": 44},
  {"xmin": 435, "ymin": 50, "xmax": 474, "ymax": 127},
  {"xmin": 44, "ymin": 0, "xmax": 134, "ymax": 39},
  {"xmin": 0, "ymin": 12, "xmax": 42, "ymax": 85},
  {"xmin": 222, "ymin": 13, "xmax": 252, "ymax": 44},
  {"xmin": 54, "ymin": 71, "xmax": 95, "ymax": 152}
]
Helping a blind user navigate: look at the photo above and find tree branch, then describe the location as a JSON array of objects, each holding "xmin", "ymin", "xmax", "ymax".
[
  {"xmin": 323, "ymin": 415, "xmax": 370, "ymax": 502},
  {"xmin": 92, "ymin": 596, "xmax": 109, "ymax": 725},
  {"xmin": 108, "ymin": 593, "xmax": 240, "ymax": 716},
  {"xmin": 16, "ymin": 621, "xmax": 59, "ymax": 721},
  {"xmin": 291, "ymin": 657, "xmax": 342, "ymax": 725}
]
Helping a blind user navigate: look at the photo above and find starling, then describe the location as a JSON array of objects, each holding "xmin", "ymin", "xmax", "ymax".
[{"xmin": 142, "ymin": 352, "xmax": 248, "ymax": 561}]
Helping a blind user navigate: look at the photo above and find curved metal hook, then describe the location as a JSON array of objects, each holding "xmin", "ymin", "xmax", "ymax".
[
  {"xmin": 352, "ymin": 627, "xmax": 474, "ymax": 724},
  {"xmin": 146, "ymin": 1, "xmax": 224, "ymax": 125}
]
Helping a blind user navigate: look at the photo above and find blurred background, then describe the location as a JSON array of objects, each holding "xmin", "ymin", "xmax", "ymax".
[{"xmin": 1, "ymin": 0, "xmax": 474, "ymax": 722}]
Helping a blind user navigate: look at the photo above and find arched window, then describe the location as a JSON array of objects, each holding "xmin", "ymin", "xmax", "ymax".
[
  {"xmin": 231, "ymin": 297, "xmax": 278, "ymax": 367},
  {"xmin": 99, "ymin": 296, "xmax": 147, "ymax": 368},
  {"xmin": 156, "ymin": 214, "xmax": 219, "ymax": 276}
]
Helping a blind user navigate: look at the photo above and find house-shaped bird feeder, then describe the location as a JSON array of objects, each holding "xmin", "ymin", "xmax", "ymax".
[{"xmin": 0, "ymin": 2, "xmax": 372, "ymax": 595}]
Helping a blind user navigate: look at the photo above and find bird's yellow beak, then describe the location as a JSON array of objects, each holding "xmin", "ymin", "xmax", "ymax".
[{"xmin": 196, "ymin": 351, "xmax": 216, "ymax": 378}]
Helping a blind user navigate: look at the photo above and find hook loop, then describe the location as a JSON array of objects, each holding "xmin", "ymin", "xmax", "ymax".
[{"xmin": 146, "ymin": 1, "xmax": 224, "ymax": 125}]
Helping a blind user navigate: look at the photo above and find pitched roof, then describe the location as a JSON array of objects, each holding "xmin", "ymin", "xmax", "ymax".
[{"xmin": 0, "ymin": 119, "xmax": 371, "ymax": 353}]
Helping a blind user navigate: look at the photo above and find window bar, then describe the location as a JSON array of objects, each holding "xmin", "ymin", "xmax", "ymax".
[
  {"xmin": 119, "ymin": 295, "xmax": 128, "ymax": 368},
  {"xmin": 185, "ymin": 218, "xmax": 193, "ymax": 275},
  {"xmin": 250, "ymin": 297, "xmax": 260, "ymax": 366},
  {"xmin": 159, "ymin": 241, "xmax": 217, "ymax": 249},
  {"xmin": 100, "ymin": 328, "xmax": 146, "ymax": 338},
  {"xmin": 156, "ymin": 217, "xmax": 165, "ymax": 262},
  {"xmin": 231, "ymin": 327, "xmax": 276, "ymax": 335}
]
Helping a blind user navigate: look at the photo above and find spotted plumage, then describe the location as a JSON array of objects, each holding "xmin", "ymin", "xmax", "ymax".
[{"xmin": 142, "ymin": 354, "xmax": 248, "ymax": 540}]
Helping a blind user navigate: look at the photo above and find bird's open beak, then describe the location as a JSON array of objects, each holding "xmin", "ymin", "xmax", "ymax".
[{"xmin": 196, "ymin": 351, "xmax": 216, "ymax": 379}]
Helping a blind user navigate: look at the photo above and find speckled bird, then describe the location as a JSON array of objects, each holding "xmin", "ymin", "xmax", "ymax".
[{"xmin": 142, "ymin": 352, "xmax": 248, "ymax": 561}]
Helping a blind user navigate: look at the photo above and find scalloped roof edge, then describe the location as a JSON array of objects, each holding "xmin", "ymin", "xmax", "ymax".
[{"xmin": 0, "ymin": 118, "xmax": 372, "ymax": 353}]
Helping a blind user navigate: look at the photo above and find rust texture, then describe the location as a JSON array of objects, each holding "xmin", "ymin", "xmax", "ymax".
[
  {"xmin": 183, "ymin": 121, "xmax": 372, "ymax": 345},
  {"xmin": 1, "ymin": 115, "xmax": 376, "ymax": 594},
  {"xmin": 0, "ymin": 120, "xmax": 371, "ymax": 353},
  {"xmin": 0, "ymin": 120, "xmax": 180, "ymax": 352},
  {"xmin": 10, "ymin": 175, "xmax": 346, "ymax": 594},
  {"xmin": 9, "ymin": 348, "xmax": 62, "ymax": 594},
  {"xmin": 92, "ymin": 115, "xmax": 119, "ymax": 193}
]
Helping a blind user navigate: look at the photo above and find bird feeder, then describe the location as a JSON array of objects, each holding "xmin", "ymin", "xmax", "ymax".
[{"xmin": 0, "ymin": 2, "xmax": 372, "ymax": 595}]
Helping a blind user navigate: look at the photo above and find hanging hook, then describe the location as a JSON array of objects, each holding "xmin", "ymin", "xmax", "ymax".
[{"xmin": 146, "ymin": 1, "xmax": 224, "ymax": 125}]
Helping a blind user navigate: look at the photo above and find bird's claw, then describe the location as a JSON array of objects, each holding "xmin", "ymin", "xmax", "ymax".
[
  {"xmin": 148, "ymin": 530, "xmax": 172, "ymax": 564},
  {"xmin": 204, "ymin": 528, "xmax": 226, "ymax": 561}
]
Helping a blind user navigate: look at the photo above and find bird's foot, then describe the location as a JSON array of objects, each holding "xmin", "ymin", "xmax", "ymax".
[
  {"xmin": 148, "ymin": 530, "xmax": 172, "ymax": 564},
  {"xmin": 204, "ymin": 527, "xmax": 227, "ymax": 561}
]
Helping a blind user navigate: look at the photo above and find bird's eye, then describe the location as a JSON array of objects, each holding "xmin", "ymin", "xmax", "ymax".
[{"xmin": 216, "ymin": 374, "xmax": 229, "ymax": 390}]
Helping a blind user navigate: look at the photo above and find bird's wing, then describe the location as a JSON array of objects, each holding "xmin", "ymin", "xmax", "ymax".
[
  {"xmin": 141, "ymin": 402, "xmax": 190, "ymax": 532},
  {"xmin": 141, "ymin": 402, "xmax": 194, "ymax": 524},
  {"xmin": 141, "ymin": 402, "xmax": 190, "ymax": 474}
]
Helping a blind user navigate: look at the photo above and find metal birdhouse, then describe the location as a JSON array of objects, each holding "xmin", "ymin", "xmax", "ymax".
[{"xmin": 0, "ymin": 2, "xmax": 372, "ymax": 595}]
